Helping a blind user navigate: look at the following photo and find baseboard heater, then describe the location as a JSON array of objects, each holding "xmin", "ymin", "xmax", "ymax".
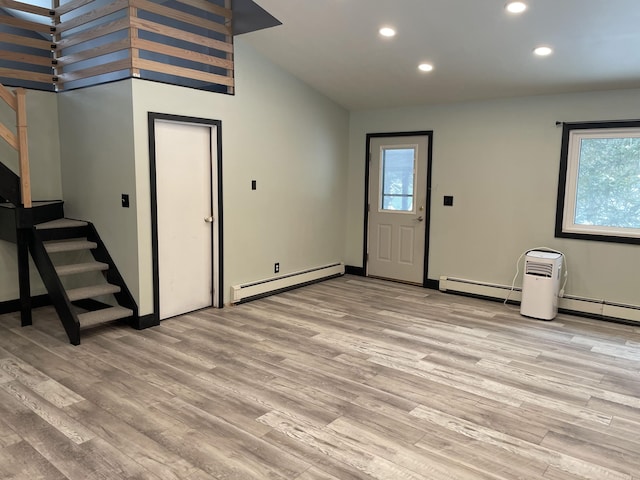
[
  {"xmin": 439, "ymin": 276, "xmax": 640, "ymax": 323},
  {"xmin": 231, "ymin": 263, "xmax": 345, "ymax": 304}
]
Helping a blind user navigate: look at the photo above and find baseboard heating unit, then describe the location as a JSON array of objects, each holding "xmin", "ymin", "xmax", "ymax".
[
  {"xmin": 439, "ymin": 276, "xmax": 640, "ymax": 323},
  {"xmin": 231, "ymin": 263, "xmax": 344, "ymax": 304}
]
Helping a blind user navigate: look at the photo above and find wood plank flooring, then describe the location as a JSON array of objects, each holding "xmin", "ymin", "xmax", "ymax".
[{"xmin": 0, "ymin": 275, "xmax": 639, "ymax": 479}]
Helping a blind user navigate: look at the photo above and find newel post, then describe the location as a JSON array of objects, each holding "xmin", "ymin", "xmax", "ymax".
[{"xmin": 15, "ymin": 88, "xmax": 31, "ymax": 208}]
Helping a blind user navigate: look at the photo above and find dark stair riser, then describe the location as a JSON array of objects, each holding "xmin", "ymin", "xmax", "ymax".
[
  {"xmin": 0, "ymin": 201, "xmax": 66, "ymax": 243},
  {"xmin": 17, "ymin": 202, "xmax": 65, "ymax": 228}
]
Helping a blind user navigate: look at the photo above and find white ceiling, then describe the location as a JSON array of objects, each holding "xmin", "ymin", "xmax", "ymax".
[{"xmin": 242, "ymin": 0, "xmax": 640, "ymax": 110}]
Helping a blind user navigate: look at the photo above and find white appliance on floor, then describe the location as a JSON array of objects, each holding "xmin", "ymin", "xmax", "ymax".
[{"xmin": 520, "ymin": 250, "xmax": 563, "ymax": 320}]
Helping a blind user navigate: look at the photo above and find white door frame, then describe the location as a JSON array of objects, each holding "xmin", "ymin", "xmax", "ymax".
[
  {"xmin": 363, "ymin": 131, "xmax": 434, "ymax": 287},
  {"xmin": 148, "ymin": 113, "xmax": 224, "ymax": 321}
]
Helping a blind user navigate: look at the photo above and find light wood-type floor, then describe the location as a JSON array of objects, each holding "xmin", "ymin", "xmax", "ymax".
[{"xmin": 1, "ymin": 275, "xmax": 639, "ymax": 480}]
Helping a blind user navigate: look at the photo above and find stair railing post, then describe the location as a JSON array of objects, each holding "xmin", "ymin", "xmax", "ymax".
[
  {"xmin": 17, "ymin": 228, "xmax": 32, "ymax": 326},
  {"xmin": 15, "ymin": 88, "xmax": 31, "ymax": 208}
]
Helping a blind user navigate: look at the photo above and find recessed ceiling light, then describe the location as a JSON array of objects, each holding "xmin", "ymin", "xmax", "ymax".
[
  {"xmin": 533, "ymin": 46, "xmax": 553, "ymax": 56},
  {"xmin": 379, "ymin": 27, "xmax": 396, "ymax": 37},
  {"xmin": 505, "ymin": 1, "xmax": 527, "ymax": 13},
  {"xmin": 418, "ymin": 63, "xmax": 433, "ymax": 72}
]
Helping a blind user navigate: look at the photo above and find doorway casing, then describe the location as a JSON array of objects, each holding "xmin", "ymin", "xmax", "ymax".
[
  {"xmin": 363, "ymin": 131, "xmax": 435, "ymax": 288},
  {"xmin": 148, "ymin": 112, "xmax": 224, "ymax": 321}
]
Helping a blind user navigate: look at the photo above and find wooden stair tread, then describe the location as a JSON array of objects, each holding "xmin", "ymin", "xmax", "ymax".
[
  {"xmin": 44, "ymin": 238, "xmax": 97, "ymax": 253},
  {"xmin": 55, "ymin": 261, "xmax": 109, "ymax": 276},
  {"xmin": 67, "ymin": 284, "xmax": 121, "ymax": 301},
  {"xmin": 36, "ymin": 218, "xmax": 87, "ymax": 230},
  {"xmin": 78, "ymin": 306, "xmax": 133, "ymax": 329}
]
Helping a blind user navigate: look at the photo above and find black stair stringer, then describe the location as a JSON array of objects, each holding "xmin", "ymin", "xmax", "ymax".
[
  {"xmin": 84, "ymin": 222, "xmax": 148, "ymax": 329},
  {"xmin": 29, "ymin": 230, "xmax": 81, "ymax": 345}
]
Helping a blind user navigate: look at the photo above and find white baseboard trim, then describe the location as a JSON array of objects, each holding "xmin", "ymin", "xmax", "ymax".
[
  {"xmin": 231, "ymin": 263, "xmax": 344, "ymax": 304},
  {"xmin": 439, "ymin": 276, "xmax": 640, "ymax": 323}
]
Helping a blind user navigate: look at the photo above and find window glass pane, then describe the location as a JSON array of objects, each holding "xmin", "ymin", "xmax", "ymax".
[
  {"xmin": 575, "ymin": 137, "xmax": 640, "ymax": 229},
  {"xmin": 381, "ymin": 147, "xmax": 415, "ymax": 211}
]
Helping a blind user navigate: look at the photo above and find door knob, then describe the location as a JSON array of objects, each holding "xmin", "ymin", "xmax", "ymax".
[
  {"xmin": 417, "ymin": 216, "xmax": 424, "ymax": 222},
  {"xmin": 204, "ymin": 216, "xmax": 214, "ymax": 223}
]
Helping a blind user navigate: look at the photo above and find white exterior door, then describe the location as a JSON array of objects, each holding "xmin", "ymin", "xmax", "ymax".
[
  {"xmin": 367, "ymin": 136, "xmax": 428, "ymax": 284},
  {"xmin": 155, "ymin": 120, "xmax": 215, "ymax": 319}
]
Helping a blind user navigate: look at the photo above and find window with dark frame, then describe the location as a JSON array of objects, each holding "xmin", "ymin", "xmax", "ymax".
[{"xmin": 555, "ymin": 120, "xmax": 640, "ymax": 244}]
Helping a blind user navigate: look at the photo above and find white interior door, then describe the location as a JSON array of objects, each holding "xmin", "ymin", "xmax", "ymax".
[
  {"xmin": 367, "ymin": 136, "xmax": 428, "ymax": 284},
  {"xmin": 155, "ymin": 120, "xmax": 215, "ymax": 319}
]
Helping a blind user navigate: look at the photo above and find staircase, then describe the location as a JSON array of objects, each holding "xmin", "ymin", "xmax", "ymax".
[
  {"xmin": 30, "ymin": 216, "xmax": 140, "ymax": 345},
  {"xmin": 0, "ymin": 83, "xmax": 147, "ymax": 345},
  {"xmin": 0, "ymin": 201, "xmax": 143, "ymax": 345}
]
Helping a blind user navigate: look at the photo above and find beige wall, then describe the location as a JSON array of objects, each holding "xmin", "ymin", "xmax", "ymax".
[
  {"xmin": 57, "ymin": 81, "xmax": 139, "ymax": 303},
  {"xmin": 346, "ymin": 88, "xmax": 640, "ymax": 305},
  {"xmin": 6, "ymin": 40, "xmax": 638, "ymax": 317},
  {"xmin": 131, "ymin": 38, "xmax": 349, "ymax": 312},
  {"xmin": 0, "ymin": 90, "xmax": 61, "ymax": 302}
]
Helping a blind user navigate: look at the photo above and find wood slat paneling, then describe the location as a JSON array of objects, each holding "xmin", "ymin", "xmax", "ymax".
[
  {"xmin": 56, "ymin": 16, "xmax": 129, "ymax": 50},
  {"xmin": 56, "ymin": 58, "xmax": 130, "ymax": 83},
  {"xmin": 131, "ymin": 17, "xmax": 233, "ymax": 54},
  {"xmin": 0, "ymin": 67, "xmax": 52, "ymax": 84},
  {"xmin": 0, "ymin": 51, "xmax": 53, "ymax": 68},
  {"xmin": 55, "ymin": 0, "xmax": 127, "ymax": 34},
  {"xmin": 132, "ymin": 57, "xmax": 234, "ymax": 87},
  {"xmin": 0, "ymin": 32, "xmax": 53, "ymax": 51},
  {"xmin": 0, "ymin": 0, "xmax": 53, "ymax": 17},
  {"xmin": 0, "ymin": 15, "xmax": 52, "ymax": 34},
  {"xmin": 131, "ymin": 37, "xmax": 233, "ymax": 70},
  {"xmin": 56, "ymin": 37, "xmax": 129, "ymax": 67},
  {"xmin": 131, "ymin": 0, "xmax": 231, "ymax": 36},
  {"xmin": 1, "ymin": 0, "xmax": 233, "ymax": 93},
  {"xmin": 174, "ymin": 0, "xmax": 232, "ymax": 20},
  {"xmin": 54, "ymin": 0, "xmax": 94, "ymax": 17}
]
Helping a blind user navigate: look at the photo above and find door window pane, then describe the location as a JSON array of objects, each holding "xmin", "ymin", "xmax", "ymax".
[{"xmin": 381, "ymin": 147, "xmax": 416, "ymax": 212}]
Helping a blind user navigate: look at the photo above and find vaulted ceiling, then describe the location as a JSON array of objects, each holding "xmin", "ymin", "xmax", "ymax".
[{"xmin": 242, "ymin": 0, "xmax": 640, "ymax": 110}]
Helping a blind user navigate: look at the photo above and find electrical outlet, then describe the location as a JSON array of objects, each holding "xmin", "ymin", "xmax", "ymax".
[{"xmin": 274, "ymin": 262, "xmax": 280, "ymax": 273}]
